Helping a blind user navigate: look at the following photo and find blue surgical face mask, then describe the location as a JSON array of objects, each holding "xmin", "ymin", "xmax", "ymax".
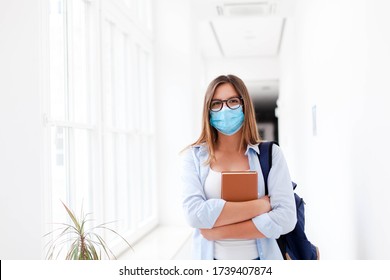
[{"xmin": 210, "ymin": 106, "xmax": 244, "ymax": 136}]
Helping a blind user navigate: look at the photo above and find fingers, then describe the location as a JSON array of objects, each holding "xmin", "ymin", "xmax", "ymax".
[{"xmin": 261, "ymin": 195, "xmax": 270, "ymax": 202}]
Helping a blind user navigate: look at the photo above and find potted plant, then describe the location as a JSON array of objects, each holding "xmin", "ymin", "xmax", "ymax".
[{"xmin": 44, "ymin": 201, "xmax": 132, "ymax": 260}]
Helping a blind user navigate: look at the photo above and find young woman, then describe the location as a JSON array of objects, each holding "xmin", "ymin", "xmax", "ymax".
[{"xmin": 181, "ymin": 74, "xmax": 297, "ymax": 260}]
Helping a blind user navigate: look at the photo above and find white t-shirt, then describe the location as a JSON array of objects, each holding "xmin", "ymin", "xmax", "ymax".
[{"xmin": 204, "ymin": 168, "xmax": 259, "ymax": 260}]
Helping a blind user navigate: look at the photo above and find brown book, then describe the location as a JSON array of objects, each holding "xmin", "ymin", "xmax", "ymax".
[{"xmin": 221, "ymin": 171, "xmax": 258, "ymax": 202}]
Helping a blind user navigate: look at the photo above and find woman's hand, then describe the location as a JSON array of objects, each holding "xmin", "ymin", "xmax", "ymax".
[
  {"xmin": 200, "ymin": 197, "xmax": 271, "ymax": 241},
  {"xmin": 200, "ymin": 228, "xmax": 220, "ymax": 241},
  {"xmin": 213, "ymin": 196, "xmax": 272, "ymax": 228},
  {"xmin": 258, "ymin": 195, "xmax": 271, "ymax": 213}
]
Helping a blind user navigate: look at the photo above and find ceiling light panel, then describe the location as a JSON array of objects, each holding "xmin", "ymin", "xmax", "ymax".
[{"xmin": 211, "ymin": 17, "xmax": 284, "ymax": 57}]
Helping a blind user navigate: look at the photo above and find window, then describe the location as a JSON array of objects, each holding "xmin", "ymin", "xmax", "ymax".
[{"xmin": 46, "ymin": 0, "xmax": 155, "ymax": 256}]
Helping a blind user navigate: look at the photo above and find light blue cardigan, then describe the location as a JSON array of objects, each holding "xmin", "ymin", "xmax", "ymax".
[{"xmin": 180, "ymin": 143, "xmax": 297, "ymax": 260}]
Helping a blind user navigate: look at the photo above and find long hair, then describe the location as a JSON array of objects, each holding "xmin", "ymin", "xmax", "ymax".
[{"xmin": 191, "ymin": 74, "xmax": 261, "ymax": 164}]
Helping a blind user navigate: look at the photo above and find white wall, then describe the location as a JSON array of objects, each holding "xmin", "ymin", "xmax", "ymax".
[
  {"xmin": 354, "ymin": 0, "xmax": 390, "ymax": 259},
  {"xmin": 279, "ymin": 0, "xmax": 390, "ymax": 259},
  {"xmin": 0, "ymin": 0, "xmax": 44, "ymax": 259}
]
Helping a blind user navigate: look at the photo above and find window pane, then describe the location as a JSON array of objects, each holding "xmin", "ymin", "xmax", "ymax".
[
  {"xmin": 102, "ymin": 22, "xmax": 129, "ymax": 130},
  {"xmin": 141, "ymin": 135, "xmax": 151, "ymax": 221},
  {"xmin": 104, "ymin": 133, "xmax": 130, "ymax": 231},
  {"xmin": 127, "ymin": 135, "xmax": 136, "ymax": 230},
  {"xmin": 70, "ymin": 0, "xmax": 91, "ymax": 124},
  {"xmin": 113, "ymin": 30, "xmax": 127, "ymax": 129},
  {"xmin": 49, "ymin": 0, "xmax": 67, "ymax": 120},
  {"xmin": 136, "ymin": 0, "xmax": 152, "ymax": 30},
  {"xmin": 104, "ymin": 132, "xmax": 117, "ymax": 222},
  {"xmin": 126, "ymin": 38, "xmax": 136, "ymax": 131},
  {"xmin": 50, "ymin": 126, "xmax": 69, "ymax": 223},
  {"xmin": 137, "ymin": 46, "xmax": 150, "ymax": 132},
  {"xmin": 133, "ymin": 134, "xmax": 142, "ymax": 226},
  {"xmin": 115, "ymin": 134, "xmax": 129, "ymax": 231},
  {"xmin": 72, "ymin": 128, "xmax": 93, "ymax": 215},
  {"xmin": 101, "ymin": 19, "xmax": 114, "ymax": 126}
]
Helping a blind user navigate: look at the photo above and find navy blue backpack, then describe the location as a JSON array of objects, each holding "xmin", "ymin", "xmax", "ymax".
[{"xmin": 258, "ymin": 141, "xmax": 319, "ymax": 260}]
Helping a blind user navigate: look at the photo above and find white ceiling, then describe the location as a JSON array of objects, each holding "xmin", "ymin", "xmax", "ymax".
[
  {"xmin": 194, "ymin": 0, "xmax": 289, "ymax": 59},
  {"xmin": 193, "ymin": 0, "xmax": 294, "ymax": 103},
  {"xmin": 210, "ymin": 17, "xmax": 284, "ymax": 57}
]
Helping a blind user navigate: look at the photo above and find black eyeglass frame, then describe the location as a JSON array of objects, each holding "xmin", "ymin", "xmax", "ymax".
[{"xmin": 209, "ymin": 96, "xmax": 243, "ymax": 112}]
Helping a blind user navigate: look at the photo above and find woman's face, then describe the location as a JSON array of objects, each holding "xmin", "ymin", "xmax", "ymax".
[{"xmin": 209, "ymin": 83, "xmax": 245, "ymax": 136}]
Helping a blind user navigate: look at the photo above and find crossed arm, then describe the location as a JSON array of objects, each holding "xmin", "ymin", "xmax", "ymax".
[{"xmin": 200, "ymin": 196, "xmax": 271, "ymax": 241}]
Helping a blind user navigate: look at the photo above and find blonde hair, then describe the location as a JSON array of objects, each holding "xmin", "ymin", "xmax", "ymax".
[{"xmin": 191, "ymin": 74, "xmax": 261, "ymax": 164}]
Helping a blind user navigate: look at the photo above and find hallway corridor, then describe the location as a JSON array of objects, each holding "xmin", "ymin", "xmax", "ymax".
[{"xmin": 1, "ymin": 0, "xmax": 390, "ymax": 260}]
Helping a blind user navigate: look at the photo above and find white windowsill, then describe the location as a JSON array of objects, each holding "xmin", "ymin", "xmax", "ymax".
[{"xmin": 117, "ymin": 225, "xmax": 192, "ymax": 260}]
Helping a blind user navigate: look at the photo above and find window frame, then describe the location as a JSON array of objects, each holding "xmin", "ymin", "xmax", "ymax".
[{"xmin": 43, "ymin": 0, "xmax": 157, "ymax": 258}]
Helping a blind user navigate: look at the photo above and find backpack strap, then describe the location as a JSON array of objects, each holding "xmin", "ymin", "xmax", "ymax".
[
  {"xmin": 258, "ymin": 141, "xmax": 275, "ymax": 195},
  {"xmin": 258, "ymin": 141, "xmax": 288, "ymax": 259}
]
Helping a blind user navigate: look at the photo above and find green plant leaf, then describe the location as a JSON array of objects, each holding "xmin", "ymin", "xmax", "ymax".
[
  {"xmin": 90, "ymin": 232, "xmax": 114, "ymax": 259},
  {"xmin": 66, "ymin": 239, "xmax": 79, "ymax": 260},
  {"xmin": 61, "ymin": 201, "xmax": 81, "ymax": 233},
  {"xmin": 85, "ymin": 241, "xmax": 99, "ymax": 260}
]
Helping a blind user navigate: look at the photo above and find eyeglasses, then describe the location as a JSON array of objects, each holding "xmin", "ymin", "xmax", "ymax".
[{"xmin": 210, "ymin": 97, "xmax": 243, "ymax": 112}]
